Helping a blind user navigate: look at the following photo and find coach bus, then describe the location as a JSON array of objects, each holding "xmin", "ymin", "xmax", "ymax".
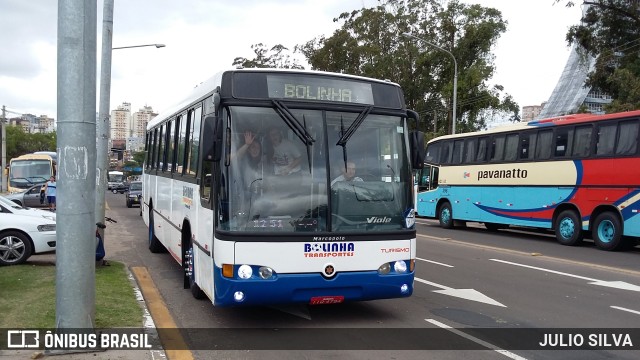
[
  {"xmin": 415, "ymin": 110, "xmax": 640, "ymax": 251},
  {"xmin": 7, "ymin": 152, "xmax": 57, "ymax": 192},
  {"xmin": 142, "ymin": 68, "xmax": 425, "ymax": 306}
]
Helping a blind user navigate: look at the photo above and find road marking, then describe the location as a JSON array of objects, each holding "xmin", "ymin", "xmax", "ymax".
[
  {"xmin": 416, "ymin": 257, "xmax": 454, "ymax": 267},
  {"xmin": 490, "ymin": 259, "xmax": 640, "ymax": 292},
  {"xmin": 132, "ymin": 267, "xmax": 194, "ymax": 360},
  {"xmin": 415, "ymin": 277, "xmax": 506, "ymax": 307},
  {"xmin": 611, "ymin": 306, "xmax": 640, "ymax": 316},
  {"xmin": 425, "ymin": 319, "xmax": 527, "ymax": 360}
]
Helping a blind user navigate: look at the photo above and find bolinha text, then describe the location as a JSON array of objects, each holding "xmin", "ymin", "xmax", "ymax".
[
  {"xmin": 477, "ymin": 168, "xmax": 528, "ymax": 181},
  {"xmin": 284, "ymin": 84, "xmax": 353, "ymax": 102}
]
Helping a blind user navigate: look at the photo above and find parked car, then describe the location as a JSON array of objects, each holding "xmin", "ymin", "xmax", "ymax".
[
  {"xmin": 125, "ymin": 181, "xmax": 142, "ymax": 208},
  {"xmin": 0, "ymin": 195, "xmax": 56, "ymax": 266},
  {"xmin": 111, "ymin": 183, "xmax": 129, "ymax": 194},
  {"xmin": 4, "ymin": 184, "xmax": 48, "ymax": 208}
]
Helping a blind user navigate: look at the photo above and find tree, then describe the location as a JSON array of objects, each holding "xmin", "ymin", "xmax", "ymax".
[
  {"xmin": 232, "ymin": 43, "xmax": 305, "ymax": 69},
  {"xmin": 5, "ymin": 125, "xmax": 56, "ymax": 160},
  {"xmin": 296, "ymin": 0, "xmax": 519, "ymax": 133},
  {"xmin": 556, "ymin": 0, "xmax": 640, "ymax": 112},
  {"xmin": 132, "ymin": 151, "xmax": 146, "ymax": 166}
]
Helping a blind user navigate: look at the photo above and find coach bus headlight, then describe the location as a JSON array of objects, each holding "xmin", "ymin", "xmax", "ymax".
[
  {"xmin": 378, "ymin": 262, "xmax": 391, "ymax": 275},
  {"xmin": 394, "ymin": 260, "xmax": 408, "ymax": 273},
  {"xmin": 258, "ymin": 266, "xmax": 273, "ymax": 279},
  {"xmin": 238, "ymin": 264, "xmax": 253, "ymax": 279}
]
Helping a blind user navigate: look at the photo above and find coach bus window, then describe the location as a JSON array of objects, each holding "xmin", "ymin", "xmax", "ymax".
[
  {"xmin": 535, "ymin": 130, "xmax": 553, "ymax": 160},
  {"xmin": 440, "ymin": 141, "xmax": 453, "ymax": 164},
  {"xmin": 615, "ymin": 120, "xmax": 639, "ymax": 155},
  {"xmin": 520, "ymin": 132, "xmax": 536, "ymax": 160},
  {"xmin": 463, "ymin": 138, "xmax": 476, "ymax": 163},
  {"xmin": 162, "ymin": 121, "xmax": 172, "ymax": 171},
  {"xmin": 476, "ymin": 137, "xmax": 488, "ymax": 162},
  {"xmin": 187, "ymin": 107, "xmax": 202, "ymax": 176},
  {"xmin": 572, "ymin": 125, "xmax": 592, "ymax": 157},
  {"xmin": 168, "ymin": 120, "xmax": 176, "ymax": 171},
  {"xmin": 156, "ymin": 125, "xmax": 164, "ymax": 169},
  {"xmin": 430, "ymin": 166, "xmax": 439, "ymax": 189},
  {"xmin": 595, "ymin": 123, "xmax": 616, "ymax": 156},
  {"xmin": 177, "ymin": 114, "xmax": 188, "ymax": 174},
  {"xmin": 490, "ymin": 135, "xmax": 505, "ymax": 162},
  {"xmin": 554, "ymin": 127, "xmax": 573, "ymax": 157},
  {"xmin": 504, "ymin": 134, "xmax": 519, "ymax": 162},
  {"xmin": 452, "ymin": 140, "xmax": 464, "ymax": 164},
  {"xmin": 424, "ymin": 142, "xmax": 441, "ymax": 164}
]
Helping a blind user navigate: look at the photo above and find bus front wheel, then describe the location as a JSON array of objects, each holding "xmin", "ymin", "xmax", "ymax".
[
  {"xmin": 438, "ymin": 202, "xmax": 454, "ymax": 229},
  {"xmin": 592, "ymin": 212, "xmax": 624, "ymax": 251},
  {"xmin": 186, "ymin": 241, "xmax": 206, "ymax": 300},
  {"xmin": 555, "ymin": 210, "xmax": 583, "ymax": 246}
]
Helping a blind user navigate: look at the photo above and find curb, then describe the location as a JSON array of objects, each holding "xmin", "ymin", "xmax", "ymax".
[{"xmin": 127, "ymin": 268, "xmax": 167, "ymax": 360}]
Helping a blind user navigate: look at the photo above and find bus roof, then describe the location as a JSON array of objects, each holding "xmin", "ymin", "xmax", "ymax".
[
  {"xmin": 11, "ymin": 153, "xmax": 57, "ymax": 162},
  {"xmin": 147, "ymin": 68, "xmax": 402, "ymax": 130},
  {"xmin": 428, "ymin": 109, "xmax": 640, "ymax": 144}
]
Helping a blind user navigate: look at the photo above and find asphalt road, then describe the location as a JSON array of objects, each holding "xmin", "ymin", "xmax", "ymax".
[{"xmin": 93, "ymin": 191, "xmax": 640, "ymax": 360}]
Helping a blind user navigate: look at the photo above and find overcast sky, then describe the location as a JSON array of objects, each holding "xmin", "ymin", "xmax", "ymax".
[{"xmin": 0, "ymin": 0, "xmax": 583, "ymax": 119}]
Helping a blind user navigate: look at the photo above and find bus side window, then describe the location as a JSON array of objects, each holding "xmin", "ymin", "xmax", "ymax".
[
  {"xmin": 440, "ymin": 141, "xmax": 453, "ymax": 164},
  {"xmin": 595, "ymin": 123, "xmax": 616, "ymax": 156},
  {"xmin": 490, "ymin": 135, "xmax": 505, "ymax": 162},
  {"xmin": 535, "ymin": 130, "xmax": 553, "ymax": 160},
  {"xmin": 615, "ymin": 120, "xmax": 639, "ymax": 155},
  {"xmin": 452, "ymin": 140, "xmax": 464, "ymax": 164},
  {"xmin": 476, "ymin": 137, "xmax": 488, "ymax": 162},
  {"xmin": 504, "ymin": 134, "xmax": 519, "ymax": 162},
  {"xmin": 463, "ymin": 138, "xmax": 477, "ymax": 164},
  {"xmin": 430, "ymin": 167, "xmax": 439, "ymax": 189},
  {"xmin": 571, "ymin": 125, "xmax": 592, "ymax": 157},
  {"xmin": 520, "ymin": 132, "xmax": 536, "ymax": 160},
  {"xmin": 554, "ymin": 127, "xmax": 573, "ymax": 158}
]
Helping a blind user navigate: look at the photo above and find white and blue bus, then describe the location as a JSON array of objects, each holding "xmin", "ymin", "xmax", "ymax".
[{"xmin": 142, "ymin": 68, "xmax": 425, "ymax": 306}]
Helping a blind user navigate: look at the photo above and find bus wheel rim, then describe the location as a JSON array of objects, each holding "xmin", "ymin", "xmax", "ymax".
[
  {"xmin": 559, "ymin": 217, "xmax": 575, "ymax": 239},
  {"xmin": 597, "ymin": 220, "xmax": 614, "ymax": 243},
  {"xmin": 442, "ymin": 209, "xmax": 450, "ymax": 223}
]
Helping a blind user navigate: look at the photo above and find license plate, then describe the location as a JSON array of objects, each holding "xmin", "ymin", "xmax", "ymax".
[{"xmin": 309, "ymin": 296, "xmax": 344, "ymax": 305}]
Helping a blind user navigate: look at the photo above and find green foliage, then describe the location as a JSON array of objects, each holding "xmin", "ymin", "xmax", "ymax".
[
  {"xmin": 295, "ymin": 0, "xmax": 519, "ymax": 133},
  {"xmin": 232, "ymin": 43, "xmax": 305, "ymax": 69},
  {"xmin": 132, "ymin": 151, "xmax": 146, "ymax": 166},
  {"xmin": 6, "ymin": 125, "xmax": 56, "ymax": 160},
  {"xmin": 559, "ymin": 0, "xmax": 640, "ymax": 112}
]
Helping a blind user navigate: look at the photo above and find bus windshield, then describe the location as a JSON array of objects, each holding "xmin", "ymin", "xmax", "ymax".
[
  {"xmin": 220, "ymin": 106, "xmax": 411, "ymax": 233},
  {"xmin": 9, "ymin": 159, "xmax": 52, "ymax": 189}
]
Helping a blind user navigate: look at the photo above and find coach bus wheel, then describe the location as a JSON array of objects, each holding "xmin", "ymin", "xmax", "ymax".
[
  {"xmin": 592, "ymin": 212, "xmax": 624, "ymax": 251},
  {"xmin": 555, "ymin": 210, "xmax": 583, "ymax": 246},
  {"xmin": 148, "ymin": 210, "xmax": 166, "ymax": 253},
  {"xmin": 186, "ymin": 241, "xmax": 206, "ymax": 300},
  {"xmin": 438, "ymin": 202, "xmax": 453, "ymax": 229}
]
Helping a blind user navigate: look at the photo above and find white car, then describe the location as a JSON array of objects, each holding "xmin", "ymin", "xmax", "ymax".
[{"xmin": 0, "ymin": 195, "xmax": 57, "ymax": 266}]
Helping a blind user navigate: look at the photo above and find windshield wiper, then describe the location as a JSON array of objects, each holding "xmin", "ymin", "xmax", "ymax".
[
  {"xmin": 336, "ymin": 106, "xmax": 373, "ymax": 147},
  {"xmin": 272, "ymin": 100, "xmax": 316, "ymax": 173}
]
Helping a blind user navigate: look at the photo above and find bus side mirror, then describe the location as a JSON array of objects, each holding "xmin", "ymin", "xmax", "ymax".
[
  {"xmin": 409, "ymin": 131, "xmax": 425, "ymax": 169},
  {"xmin": 203, "ymin": 116, "xmax": 223, "ymax": 162},
  {"xmin": 407, "ymin": 109, "xmax": 425, "ymax": 170}
]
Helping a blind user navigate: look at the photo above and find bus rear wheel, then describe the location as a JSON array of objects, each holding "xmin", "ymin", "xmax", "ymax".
[
  {"xmin": 148, "ymin": 210, "xmax": 166, "ymax": 253},
  {"xmin": 438, "ymin": 202, "xmax": 453, "ymax": 229},
  {"xmin": 555, "ymin": 210, "xmax": 583, "ymax": 246},
  {"xmin": 592, "ymin": 212, "xmax": 624, "ymax": 251}
]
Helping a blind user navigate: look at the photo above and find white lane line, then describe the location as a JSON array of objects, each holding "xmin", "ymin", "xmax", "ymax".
[
  {"xmin": 490, "ymin": 259, "xmax": 640, "ymax": 292},
  {"xmin": 611, "ymin": 306, "xmax": 640, "ymax": 316},
  {"xmin": 416, "ymin": 257, "xmax": 454, "ymax": 267},
  {"xmin": 425, "ymin": 319, "xmax": 527, "ymax": 360},
  {"xmin": 415, "ymin": 277, "xmax": 506, "ymax": 307}
]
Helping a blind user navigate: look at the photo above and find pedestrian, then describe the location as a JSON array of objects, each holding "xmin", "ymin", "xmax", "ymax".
[{"xmin": 45, "ymin": 176, "xmax": 56, "ymax": 211}]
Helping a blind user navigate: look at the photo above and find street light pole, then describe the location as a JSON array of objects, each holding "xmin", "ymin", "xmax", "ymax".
[
  {"xmin": 96, "ymin": 2, "xmax": 165, "ymax": 245},
  {"xmin": 402, "ymin": 32, "xmax": 457, "ymax": 134}
]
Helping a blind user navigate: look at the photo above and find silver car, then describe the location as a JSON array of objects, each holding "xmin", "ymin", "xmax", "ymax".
[{"xmin": 4, "ymin": 184, "xmax": 48, "ymax": 208}]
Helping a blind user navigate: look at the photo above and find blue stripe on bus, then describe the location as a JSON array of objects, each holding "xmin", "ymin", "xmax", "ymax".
[{"xmin": 211, "ymin": 266, "xmax": 414, "ymax": 307}]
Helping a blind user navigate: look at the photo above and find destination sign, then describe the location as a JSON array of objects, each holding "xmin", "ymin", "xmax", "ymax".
[{"xmin": 266, "ymin": 74, "xmax": 374, "ymax": 104}]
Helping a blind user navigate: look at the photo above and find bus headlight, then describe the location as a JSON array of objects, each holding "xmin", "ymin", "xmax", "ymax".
[
  {"xmin": 234, "ymin": 291, "xmax": 245, "ymax": 302},
  {"xmin": 394, "ymin": 260, "xmax": 408, "ymax": 273},
  {"xmin": 378, "ymin": 262, "xmax": 391, "ymax": 274},
  {"xmin": 238, "ymin": 264, "xmax": 253, "ymax": 279},
  {"xmin": 258, "ymin": 266, "xmax": 273, "ymax": 279}
]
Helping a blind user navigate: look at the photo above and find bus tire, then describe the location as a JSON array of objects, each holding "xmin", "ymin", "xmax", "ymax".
[
  {"xmin": 148, "ymin": 210, "xmax": 166, "ymax": 253},
  {"xmin": 438, "ymin": 202, "xmax": 454, "ymax": 229},
  {"xmin": 555, "ymin": 210, "xmax": 583, "ymax": 246},
  {"xmin": 186, "ymin": 240, "xmax": 206, "ymax": 300},
  {"xmin": 592, "ymin": 212, "xmax": 624, "ymax": 251}
]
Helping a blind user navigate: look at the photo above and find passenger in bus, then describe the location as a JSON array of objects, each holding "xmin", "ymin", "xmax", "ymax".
[
  {"xmin": 331, "ymin": 161, "xmax": 363, "ymax": 186},
  {"xmin": 232, "ymin": 131, "xmax": 266, "ymax": 189},
  {"xmin": 268, "ymin": 128, "xmax": 301, "ymax": 176}
]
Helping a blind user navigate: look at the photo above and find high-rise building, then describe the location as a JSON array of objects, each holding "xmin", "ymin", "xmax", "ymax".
[
  {"xmin": 522, "ymin": 104, "xmax": 544, "ymax": 122},
  {"xmin": 131, "ymin": 105, "xmax": 156, "ymax": 138},
  {"xmin": 110, "ymin": 102, "xmax": 131, "ymax": 141}
]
